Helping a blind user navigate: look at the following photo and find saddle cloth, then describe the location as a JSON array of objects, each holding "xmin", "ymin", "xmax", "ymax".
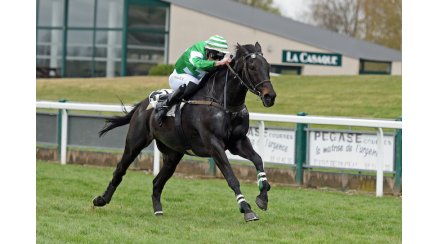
[{"xmin": 148, "ymin": 89, "xmax": 184, "ymax": 117}]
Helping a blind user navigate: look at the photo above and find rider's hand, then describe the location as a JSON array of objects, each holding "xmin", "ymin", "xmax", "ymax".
[{"xmin": 215, "ymin": 56, "xmax": 232, "ymax": 66}]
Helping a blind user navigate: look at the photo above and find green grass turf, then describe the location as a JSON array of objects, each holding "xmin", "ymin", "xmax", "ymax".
[
  {"xmin": 36, "ymin": 75, "xmax": 401, "ymax": 119},
  {"xmin": 37, "ymin": 161, "xmax": 401, "ymax": 243}
]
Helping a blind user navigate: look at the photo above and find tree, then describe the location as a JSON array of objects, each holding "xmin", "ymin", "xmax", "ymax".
[
  {"xmin": 305, "ymin": 0, "xmax": 401, "ymax": 50},
  {"xmin": 233, "ymin": 0, "xmax": 281, "ymax": 15},
  {"xmin": 362, "ymin": 0, "xmax": 401, "ymax": 50},
  {"xmin": 307, "ymin": 0, "xmax": 363, "ymax": 38}
]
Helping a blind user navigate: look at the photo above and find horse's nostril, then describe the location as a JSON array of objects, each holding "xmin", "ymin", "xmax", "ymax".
[{"xmin": 262, "ymin": 94, "xmax": 275, "ymax": 106}]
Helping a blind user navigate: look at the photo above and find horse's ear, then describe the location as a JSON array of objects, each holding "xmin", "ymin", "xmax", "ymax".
[
  {"xmin": 255, "ymin": 42, "xmax": 262, "ymax": 52},
  {"xmin": 237, "ymin": 42, "xmax": 248, "ymax": 54}
]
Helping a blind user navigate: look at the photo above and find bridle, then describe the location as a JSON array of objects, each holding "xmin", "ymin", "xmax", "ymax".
[
  {"xmin": 225, "ymin": 52, "xmax": 270, "ymax": 97},
  {"xmin": 193, "ymin": 51, "xmax": 271, "ymax": 112}
]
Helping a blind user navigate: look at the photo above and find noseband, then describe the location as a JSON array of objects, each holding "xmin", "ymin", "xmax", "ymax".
[{"xmin": 226, "ymin": 52, "xmax": 270, "ymax": 97}]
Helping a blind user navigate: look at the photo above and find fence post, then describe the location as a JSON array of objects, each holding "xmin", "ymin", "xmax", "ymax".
[
  {"xmin": 394, "ymin": 117, "xmax": 402, "ymax": 193},
  {"xmin": 209, "ymin": 158, "xmax": 216, "ymax": 176},
  {"xmin": 258, "ymin": 121, "xmax": 265, "ymax": 167},
  {"xmin": 295, "ymin": 112, "xmax": 308, "ymax": 185},
  {"xmin": 57, "ymin": 99, "xmax": 67, "ymax": 163},
  {"xmin": 376, "ymin": 128, "xmax": 385, "ymax": 197},
  {"xmin": 153, "ymin": 140, "xmax": 160, "ymax": 176}
]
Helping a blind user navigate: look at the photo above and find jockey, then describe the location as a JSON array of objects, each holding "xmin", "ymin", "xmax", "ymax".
[{"xmin": 155, "ymin": 35, "xmax": 232, "ymax": 126}]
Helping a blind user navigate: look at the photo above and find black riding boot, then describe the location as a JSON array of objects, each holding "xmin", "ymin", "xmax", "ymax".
[{"xmin": 155, "ymin": 82, "xmax": 201, "ymax": 126}]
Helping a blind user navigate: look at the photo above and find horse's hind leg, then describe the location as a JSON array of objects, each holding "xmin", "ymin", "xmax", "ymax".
[
  {"xmin": 93, "ymin": 116, "xmax": 151, "ymax": 207},
  {"xmin": 229, "ymin": 136, "xmax": 271, "ymax": 211},
  {"xmin": 151, "ymin": 144, "xmax": 183, "ymax": 215}
]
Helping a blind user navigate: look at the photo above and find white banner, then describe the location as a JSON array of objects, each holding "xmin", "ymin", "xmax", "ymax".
[
  {"xmin": 308, "ymin": 131, "xmax": 395, "ymax": 171},
  {"xmin": 227, "ymin": 127, "xmax": 295, "ymax": 165}
]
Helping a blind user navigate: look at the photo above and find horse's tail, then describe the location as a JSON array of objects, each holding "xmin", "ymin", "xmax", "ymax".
[{"xmin": 99, "ymin": 101, "xmax": 142, "ymax": 137}]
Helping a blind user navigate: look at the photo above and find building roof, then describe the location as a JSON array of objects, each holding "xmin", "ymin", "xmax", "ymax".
[{"xmin": 162, "ymin": 0, "xmax": 401, "ymax": 61}]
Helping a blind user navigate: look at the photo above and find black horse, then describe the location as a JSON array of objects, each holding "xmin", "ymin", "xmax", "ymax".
[{"xmin": 93, "ymin": 42, "xmax": 277, "ymax": 222}]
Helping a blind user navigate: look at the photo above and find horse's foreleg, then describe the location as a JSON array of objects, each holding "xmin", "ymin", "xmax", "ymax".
[
  {"xmin": 229, "ymin": 136, "xmax": 271, "ymax": 211},
  {"xmin": 210, "ymin": 139, "xmax": 259, "ymax": 222},
  {"xmin": 151, "ymin": 148, "xmax": 183, "ymax": 215}
]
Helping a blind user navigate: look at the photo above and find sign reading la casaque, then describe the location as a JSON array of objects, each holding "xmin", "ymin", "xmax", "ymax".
[{"xmin": 282, "ymin": 50, "xmax": 342, "ymax": 66}]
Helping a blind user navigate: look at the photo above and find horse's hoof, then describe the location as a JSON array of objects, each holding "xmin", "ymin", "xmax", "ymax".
[
  {"xmin": 255, "ymin": 196, "xmax": 268, "ymax": 211},
  {"xmin": 154, "ymin": 211, "xmax": 163, "ymax": 216},
  {"xmin": 93, "ymin": 196, "xmax": 107, "ymax": 207},
  {"xmin": 244, "ymin": 212, "xmax": 259, "ymax": 222}
]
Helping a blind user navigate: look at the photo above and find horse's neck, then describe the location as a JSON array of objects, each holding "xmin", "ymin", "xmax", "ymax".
[
  {"xmin": 226, "ymin": 74, "xmax": 247, "ymax": 107},
  {"xmin": 195, "ymin": 68, "xmax": 247, "ymax": 107}
]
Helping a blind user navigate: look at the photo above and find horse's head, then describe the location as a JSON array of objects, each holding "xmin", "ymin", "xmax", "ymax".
[{"xmin": 234, "ymin": 42, "xmax": 277, "ymax": 107}]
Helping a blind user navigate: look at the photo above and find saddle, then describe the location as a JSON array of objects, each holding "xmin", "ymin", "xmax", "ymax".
[{"xmin": 147, "ymin": 89, "xmax": 184, "ymax": 117}]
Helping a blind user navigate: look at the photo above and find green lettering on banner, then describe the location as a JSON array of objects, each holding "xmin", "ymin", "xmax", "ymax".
[{"xmin": 282, "ymin": 50, "xmax": 342, "ymax": 66}]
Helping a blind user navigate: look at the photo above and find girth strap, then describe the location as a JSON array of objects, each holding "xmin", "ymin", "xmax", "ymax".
[{"xmin": 174, "ymin": 102, "xmax": 191, "ymax": 150}]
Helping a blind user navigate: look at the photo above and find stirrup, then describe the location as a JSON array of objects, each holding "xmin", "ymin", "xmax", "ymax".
[{"xmin": 155, "ymin": 102, "xmax": 168, "ymax": 112}]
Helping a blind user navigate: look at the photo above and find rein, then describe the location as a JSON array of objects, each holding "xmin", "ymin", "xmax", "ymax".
[{"xmin": 187, "ymin": 51, "xmax": 267, "ymax": 113}]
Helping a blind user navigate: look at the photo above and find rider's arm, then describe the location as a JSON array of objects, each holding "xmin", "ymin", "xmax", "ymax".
[{"xmin": 189, "ymin": 51, "xmax": 216, "ymax": 70}]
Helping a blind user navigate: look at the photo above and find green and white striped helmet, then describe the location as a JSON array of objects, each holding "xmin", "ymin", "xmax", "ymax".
[{"xmin": 205, "ymin": 35, "xmax": 229, "ymax": 54}]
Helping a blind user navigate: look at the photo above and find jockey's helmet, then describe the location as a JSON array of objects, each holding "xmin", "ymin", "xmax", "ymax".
[{"xmin": 205, "ymin": 35, "xmax": 229, "ymax": 54}]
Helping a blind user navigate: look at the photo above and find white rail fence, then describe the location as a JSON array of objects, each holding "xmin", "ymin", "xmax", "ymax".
[{"xmin": 36, "ymin": 100, "xmax": 402, "ymax": 197}]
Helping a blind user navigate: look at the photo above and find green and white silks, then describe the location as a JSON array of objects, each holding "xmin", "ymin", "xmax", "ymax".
[
  {"xmin": 174, "ymin": 41, "xmax": 214, "ymax": 80},
  {"xmin": 174, "ymin": 35, "xmax": 229, "ymax": 80}
]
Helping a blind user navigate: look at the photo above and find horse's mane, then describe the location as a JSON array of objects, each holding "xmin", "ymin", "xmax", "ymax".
[{"xmin": 235, "ymin": 44, "xmax": 258, "ymax": 57}]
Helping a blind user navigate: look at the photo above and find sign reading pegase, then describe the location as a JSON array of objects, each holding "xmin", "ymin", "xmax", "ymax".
[
  {"xmin": 226, "ymin": 127, "xmax": 295, "ymax": 165},
  {"xmin": 308, "ymin": 130, "xmax": 395, "ymax": 172},
  {"xmin": 282, "ymin": 50, "xmax": 342, "ymax": 66}
]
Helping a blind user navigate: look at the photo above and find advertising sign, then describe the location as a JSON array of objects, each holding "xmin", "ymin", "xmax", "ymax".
[
  {"xmin": 282, "ymin": 50, "xmax": 342, "ymax": 66},
  {"xmin": 308, "ymin": 130, "xmax": 395, "ymax": 171},
  {"xmin": 227, "ymin": 127, "xmax": 295, "ymax": 165}
]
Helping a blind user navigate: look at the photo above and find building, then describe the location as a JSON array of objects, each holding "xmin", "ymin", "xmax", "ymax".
[{"xmin": 36, "ymin": 0, "xmax": 402, "ymax": 78}]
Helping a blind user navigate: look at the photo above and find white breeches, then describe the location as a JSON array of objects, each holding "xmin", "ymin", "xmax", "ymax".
[{"xmin": 168, "ymin": 70, "xmax": 201, "ymax": 91}]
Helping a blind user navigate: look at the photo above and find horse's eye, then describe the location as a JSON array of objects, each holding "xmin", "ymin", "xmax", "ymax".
[{"xmin": 249, "ymin": 65, "xmax": 256, "ymax": 70}]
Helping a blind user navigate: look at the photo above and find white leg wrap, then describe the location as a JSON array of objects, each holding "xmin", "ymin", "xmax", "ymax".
[
  {"xmin": 236, "ymin": 194, "xmax": 246, "ymax": 204},
  {"xmin": 258, "ymin": 177, "xmax": 267, "ymax": 184},
  {"xmin": 257, "ymin": 172, "xmax": 268, "ymax": 187}
]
